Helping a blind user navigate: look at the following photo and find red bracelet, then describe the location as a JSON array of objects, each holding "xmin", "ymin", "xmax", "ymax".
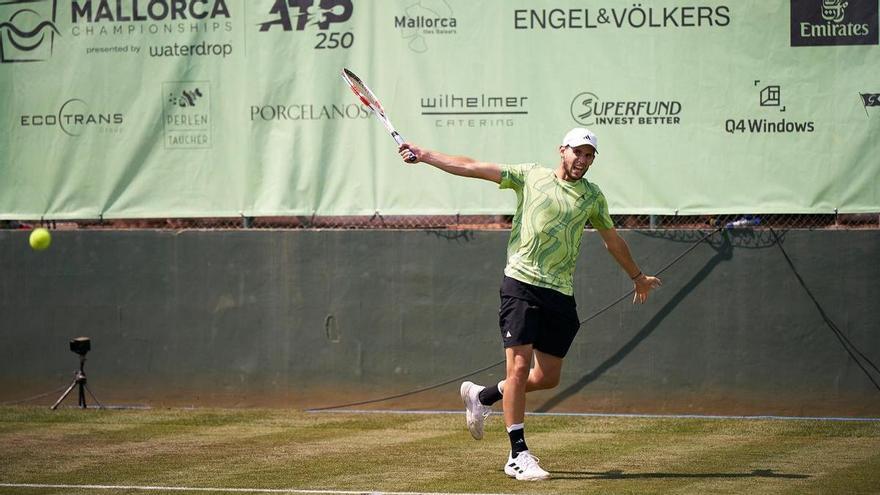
[{"xmin": 630, "ymin": 271, "xmax": 643, "ymax": 280}]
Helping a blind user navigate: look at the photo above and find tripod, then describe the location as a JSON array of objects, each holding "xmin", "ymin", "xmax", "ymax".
[{"xmin": 51, "ymin": 353, "xmax": 102, "ymax": 410}]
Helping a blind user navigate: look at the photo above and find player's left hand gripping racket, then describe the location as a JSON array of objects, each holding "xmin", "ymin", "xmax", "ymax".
[{"xmin": 341, "ymin": 68, "xmax": 416, "ymax": 162}]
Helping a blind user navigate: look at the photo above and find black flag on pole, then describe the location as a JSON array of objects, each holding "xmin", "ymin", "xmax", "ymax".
[{"xmin": 860, "ymin": 93, "xmax": 880, "ymax": 116}]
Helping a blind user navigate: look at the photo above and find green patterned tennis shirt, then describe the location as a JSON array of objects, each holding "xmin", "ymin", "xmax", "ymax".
[{"xmin": 500, "ymin": 164, "xmax": 614, "ymax": 296}]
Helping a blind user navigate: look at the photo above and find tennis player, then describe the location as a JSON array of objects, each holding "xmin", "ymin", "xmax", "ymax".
[{"xmin": 398, "ymin": 128, "xmax": 661, "ymax": 481}]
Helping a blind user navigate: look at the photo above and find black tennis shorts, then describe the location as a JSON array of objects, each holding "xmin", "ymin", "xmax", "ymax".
[{"xmin": 498, "ymin": 276, "xmax": 581, "ymax": 358}]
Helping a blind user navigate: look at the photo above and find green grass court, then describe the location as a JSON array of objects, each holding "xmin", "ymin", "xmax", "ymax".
[{"xmin": 0, "ymin": 407, "xmax": 878, "ymax": 495}]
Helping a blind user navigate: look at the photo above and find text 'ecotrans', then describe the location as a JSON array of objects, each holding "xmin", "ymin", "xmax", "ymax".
[{"xmin": 18, "ymin": 98, "xmax": 125, "ymax": 137}]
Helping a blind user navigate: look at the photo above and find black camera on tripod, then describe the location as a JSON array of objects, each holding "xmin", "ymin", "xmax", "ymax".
[
  {"xmin": 69, "ymin": 337, "xmax": 91, "ymax": 356},
  {"xmin": 51, "ymin": 337, "xmax": 101, "ymax": 410}
]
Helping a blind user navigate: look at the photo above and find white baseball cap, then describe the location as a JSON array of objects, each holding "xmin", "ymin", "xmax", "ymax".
[{"xmin": 561, "ymin": 127, "xmax": 598, "ymax": 153}]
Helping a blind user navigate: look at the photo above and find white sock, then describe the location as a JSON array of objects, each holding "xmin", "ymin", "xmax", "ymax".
[
  {"xmin": 506, "ymin": 423, "xmax": 524, "ymax": 433},
  {"xmin": 497, "ymin": 380, "xmax": 505, "ymax": 394}
]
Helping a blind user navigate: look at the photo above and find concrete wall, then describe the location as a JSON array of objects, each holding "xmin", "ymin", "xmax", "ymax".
[{"xmin": 1, "ymin": 229, "xmax": 878, "ymax": 416}]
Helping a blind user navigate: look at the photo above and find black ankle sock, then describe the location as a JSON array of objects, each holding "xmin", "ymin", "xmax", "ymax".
[
  {"xmin": 508, "ymin": 427, "xmax": 528, "ymax": 458},
  {"xmin": 478, "ymin": 384, "xmax": 502, "ymax": 406}
]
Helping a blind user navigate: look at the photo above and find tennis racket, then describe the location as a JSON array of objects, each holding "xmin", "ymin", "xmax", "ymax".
[{"xmin": 341, "ymin": 68, "xmax": 416, "ymax": 162}]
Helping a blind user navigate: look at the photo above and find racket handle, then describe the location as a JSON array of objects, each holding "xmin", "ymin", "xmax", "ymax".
[{"xmin": 392, "ymin": 131, "xmax": 418, "ymax": 163}]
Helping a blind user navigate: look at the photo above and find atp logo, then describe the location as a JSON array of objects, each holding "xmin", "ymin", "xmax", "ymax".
[
  {"xmin": 0, "ymin": 0, "xmax": 60, "ymax": 63},
  {"xmin": 821, "ymin": 0, "xmax": 848, "ymax": 23},
  {"xmin": 258, "ymin": 0, "xmax": 353, "ymax": 32}
]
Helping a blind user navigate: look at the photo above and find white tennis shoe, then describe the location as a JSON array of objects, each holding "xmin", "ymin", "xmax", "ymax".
[
  {"xmin": 504, "ymin": 450, "xmax": 550, "ymax": 481},
  {"xmin": 460, "ymin": 381, "xmax": 491, "ymax": 440}
]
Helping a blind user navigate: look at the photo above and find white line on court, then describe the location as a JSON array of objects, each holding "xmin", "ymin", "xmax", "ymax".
[
  {"xmin": 306, "ymin": 408, "xmax": 880, "ymax": 422},
  {"xmin": 0, "ymin": 484, "xmax": 517, "ymax": 495}
]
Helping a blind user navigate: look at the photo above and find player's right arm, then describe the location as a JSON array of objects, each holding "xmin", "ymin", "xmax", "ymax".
[{"xmin": 398, "ymin": 143, "xmax": 502, "ymax": 184}]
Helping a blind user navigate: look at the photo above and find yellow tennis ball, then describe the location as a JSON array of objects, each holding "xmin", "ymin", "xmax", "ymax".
[{"xmin": 29, "ymin": 228, "xmax": 52, "ymax": 251}]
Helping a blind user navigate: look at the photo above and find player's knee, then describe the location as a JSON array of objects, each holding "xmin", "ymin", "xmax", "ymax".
[
  {"xmin": 544, "ymin": 375, "xmax": 561, "ymax": 389},
  {"xmin": 507, "ymin": 362, "xmax": 530, "ymax": 382},
  {"xmin": 532, "ymin": 373, "xmax": 560, "ymax": 390}
]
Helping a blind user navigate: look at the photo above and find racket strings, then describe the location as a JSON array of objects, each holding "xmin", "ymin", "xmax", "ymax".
[
  {"xmin": 343, "ymin": 71, "xmax": 381, "ymax": 109},
  {"xmin": 351, "ymin": 82, "xmax": 376, "ymax": 105}
]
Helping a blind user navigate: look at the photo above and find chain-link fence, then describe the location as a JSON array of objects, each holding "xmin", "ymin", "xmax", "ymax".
[{"xmin": 3, "ymin": 213, "xmax": 880, "ymax": 231}]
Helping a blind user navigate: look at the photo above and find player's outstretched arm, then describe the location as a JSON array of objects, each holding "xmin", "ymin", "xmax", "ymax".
[
  {"xmin": 398, "ymin": 143, "xmax": 501, "ymax": 184},
  {"xmin": 597, "ymin": 228, "xmax": 662, "ymax": 304}
]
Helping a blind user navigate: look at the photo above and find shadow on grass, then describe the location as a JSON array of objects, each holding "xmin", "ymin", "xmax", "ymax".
[{"xmin": 549, "ymin": 468, "xmax": 810, "ymax": 480}]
